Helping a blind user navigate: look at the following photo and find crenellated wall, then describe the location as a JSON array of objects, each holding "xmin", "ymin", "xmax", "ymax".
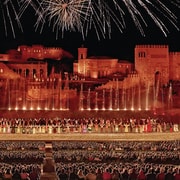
[{"xmin": 0, "ymin": 44, "xmax": 179, "ymax": 86}]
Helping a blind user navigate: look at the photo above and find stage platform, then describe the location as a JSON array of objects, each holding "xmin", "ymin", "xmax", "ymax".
[{"xmin": 0, "ymin": 132, "xmax": 179, "ymax": 141}]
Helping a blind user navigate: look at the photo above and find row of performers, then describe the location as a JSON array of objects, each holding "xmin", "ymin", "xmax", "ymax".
[{"xmin": 0, "ymin": 121, "xmax": 178, "ymax": 134}]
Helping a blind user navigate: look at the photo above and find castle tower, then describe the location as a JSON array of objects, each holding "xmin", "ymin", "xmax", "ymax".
[
  {"xmin": 78, "ymin": 46, "xmax": 88, "ymax": 60},
  {"xmin": 135, "ymin": 45, "xmax": 169, "ymax": 87}
]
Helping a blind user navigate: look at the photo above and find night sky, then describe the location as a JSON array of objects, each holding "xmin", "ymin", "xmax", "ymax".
[{"xmin": 0, "ymin": 1, "xmax": 180, "ymax": 62}]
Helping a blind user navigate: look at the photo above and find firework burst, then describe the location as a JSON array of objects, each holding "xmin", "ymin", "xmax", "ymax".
[
  {"xmin": 18, "ymin": 0, "xmax": 180, "ymax": 39},
  {"xmin": 0, "ymin": 0, "xmax": 23, "ymax": 38},
  {"xmin": 19, "ymin": 0, "xmax": 125, "ymax": 39},
  {"xmin": 41, "ymin": 0, "xmax": 93, "ymax": 39}
]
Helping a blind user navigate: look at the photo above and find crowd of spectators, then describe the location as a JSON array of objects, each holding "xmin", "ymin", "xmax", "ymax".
[
  {"xmin": 52, "ymin": 141, "xmax": 180, "ymax": 165},
  {"xmin": 55, "ymin": 162, "xmax": 180, "ymax": 180},
  {"xmin": 0, "ymin": 140, "xmax": 179, "ymax": 179},
  {"xmin": 0, "ymin": 163, "xmax": 41, "ymax": 180}
]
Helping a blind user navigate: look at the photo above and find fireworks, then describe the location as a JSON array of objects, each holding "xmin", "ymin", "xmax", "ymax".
[
  {"xmin": 21, "ymin": 0, "xmax": 124, "ymax": 40},
  {"xmin": 2, "ymin": 0, "xmax": 180, "ymax": 39},
  {"xmin": 0, "ymin": 0, "xmax": 23, "ymax": 38},
  {"xmin": 40, "ymin": 0, "xmax": 93, "ymax": 39},
  {"xmin": 117, "ymin": 0, "xmax": 180, "ymax": 36}
]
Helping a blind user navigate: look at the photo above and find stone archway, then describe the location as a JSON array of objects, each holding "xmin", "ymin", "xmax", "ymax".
[{"xmin": 155, "ymin": 71, "xmax": 161, "ymax": 90}]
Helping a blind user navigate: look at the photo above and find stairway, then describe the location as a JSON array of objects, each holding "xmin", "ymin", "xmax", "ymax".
[{"xmin": 40, "ymin": 141, "xmax": 58, "ymax": 180}]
